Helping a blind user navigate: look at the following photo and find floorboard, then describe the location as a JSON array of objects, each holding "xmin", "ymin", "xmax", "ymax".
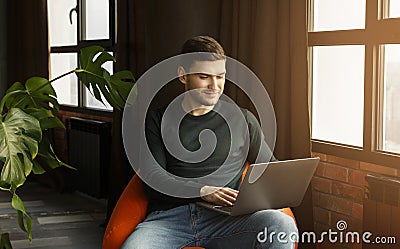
[{"xmin": 0, "ymin": 181, "xmax": 106, "ymax": 249}]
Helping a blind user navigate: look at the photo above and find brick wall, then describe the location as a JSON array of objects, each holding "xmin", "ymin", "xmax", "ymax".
[{"xmin": 311, "ymin": 152, "xmax": 399, "ymax": 249}]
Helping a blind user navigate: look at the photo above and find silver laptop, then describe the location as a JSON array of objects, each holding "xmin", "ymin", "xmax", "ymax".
[{"xmin": 196, "ymin": 157, "xmax": 319, "ymax": 216}]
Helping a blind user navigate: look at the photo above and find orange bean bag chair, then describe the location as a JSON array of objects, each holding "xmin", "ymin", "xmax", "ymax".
[{"xmin": 103, "ymin": 165, "xmax": 298, "ymax": 249}]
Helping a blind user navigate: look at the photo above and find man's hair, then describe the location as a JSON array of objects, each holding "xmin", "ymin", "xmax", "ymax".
[
  {"xmin": 180, "ymin": 36, "xmax": 225, "ymax": 70},
  {"xmin": 182, "ymin": 36, "xmax": 225, "ymax": 55}
]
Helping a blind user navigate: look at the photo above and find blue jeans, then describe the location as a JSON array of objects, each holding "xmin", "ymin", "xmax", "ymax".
[{"xmin": 121, "ymin": 203, "xmax": 298, "ymax": 249}]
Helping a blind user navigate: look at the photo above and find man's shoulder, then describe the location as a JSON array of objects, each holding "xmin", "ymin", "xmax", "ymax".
[
  {"xmin": 217, "ymin": 100, "xmax": 250, "ymax": 117},
  {"xmin": 145, "ymin": 106, "xmax": 168, "ymax": 127},
  {"xmin": 219, "ymin": 101, "xmax": 260, "ymax": 128},
  {"xmin": 147, "ymin": 105, "xmax": 167, "ymax": 117}
]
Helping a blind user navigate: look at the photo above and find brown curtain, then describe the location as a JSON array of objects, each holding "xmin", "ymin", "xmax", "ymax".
[
  {"xmin": 106, "ymin": 0, "xmax": 146, "ymax": 221},
  {"xmin": 219, "ymin": 0, "xmax": 314, "ymax": 248},
  {"xmin": 219, "ymin": 0, "xmax": 311, "ymax": 160},
  {"xmin": 0, "ymin": 2, "xmax": 7, "ymax": 98},
  {"xmin": 6, "ymin": 0, "xmax": 49, "ymax": 87}
]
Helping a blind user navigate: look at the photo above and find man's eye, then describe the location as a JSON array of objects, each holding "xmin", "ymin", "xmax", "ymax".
[{"xmin": 199, "ymin": 75, "xmax": 209, "ymax": 79}]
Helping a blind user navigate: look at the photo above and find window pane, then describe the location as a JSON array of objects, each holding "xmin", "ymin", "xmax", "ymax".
[
  {"xmin": 312, "ymin": 0, "xmax": 366, "ymax": 31},
  {"xmin": 84, "ymin": 54, "xmax": 113, "ymax": 110},
  {"xmin": 50, "ymin": 53, "xmax": 78, "ymax": 106},
  {"xmin": 389, "ymin": 0, "xmax": 400, "ymax": 18},
  {"xmin": 382, "ymin": 44, "xmax": 400, "ymax": 154},
  {"xmin": 48, "ymin": 0, "xmax": 77, "ymax": 46},
  {"xmin": 83, "ymin": 0, "xmax": 110, "ymax": 40},
  {"xmin": 311, "ymin": 46, "xmax": 365, "ymax": 147}
]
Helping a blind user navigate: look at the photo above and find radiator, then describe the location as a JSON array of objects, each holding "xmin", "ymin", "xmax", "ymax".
[
  {"xmin": 67, "ymin": 117, "xmax": 111, "ymax": 198},
  {"xmin": 363, "ymin": 174, "xmax": 400, "ymax": 248}
]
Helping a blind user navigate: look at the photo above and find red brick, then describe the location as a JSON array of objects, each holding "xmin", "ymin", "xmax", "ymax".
[
  {"xmin": 314, "ymin": 206, "xmax": 331, "ymax": 224},
  {"xmin": 359, "ymin": 162, "xmax": 397, "ymax": 177},
  {"xmin": 314, "ymin": 222, "xmax": 331, "ymax": 238},
  {"xmin": 348, "ymin": 169, "xmax": 368, "ymax": 187},
  {"xmin": 312, "ymin": 190, "xmax": 319, "ymax": 207},
  {"xmin": 349, "ymin": 218, "xmax": 363, "ymax": 233},
  {"xmin": 319, "ymin": 193, "xmax": 353, "ymax": 215},
  {"xmin": 317, "ymin": 240, "xmax": 346, "ymax": 249},
  {"xmin": 323, "ymin": 163, "xmax": 349, "ymax": 182},
  {"xmin": 348, "ymin": 243, "xmax": 362, "ymax": 249},
  {"xmin": 330, "ymin": 213, "xmax": 363, "ymax": 235},
  {"xmin": 312, "ymin": 176, "xmax": 332, "ymax": 193},
  {"xmin": 315, "ymin": 162, "xmax": 325, "ymax": 177},
  {"xmin": 351, "ymin": 203, "xmax": 363, "ymax": 220},
  {"xmin": 331, "ymin": 182, "xmax": 364, "ymax": 203},
  {"xmin": 330, "ymin": 211, "xmax": 349, "ymax": 228},
  {"xmin": 312, "ymin": 152, "xmax": 327, "ymax": 162},
  {"xmin": 326, "ymin": 155, "xmax": 360, "ymax": 169}
]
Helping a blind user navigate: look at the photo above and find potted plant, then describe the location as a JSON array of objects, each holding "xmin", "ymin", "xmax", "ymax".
[{"xmin": 0, "ymin": 45, "xmax": 134, "ymax": 248}]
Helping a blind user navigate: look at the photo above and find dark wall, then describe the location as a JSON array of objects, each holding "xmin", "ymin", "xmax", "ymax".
[
  {"xmin": 142, "ymin": 0, "xmax": 222, "ymax": 108},
  {"xmin": 0, "ymin": 0, "xmax": 6, "ymax": 98},
  {"xmin": 144, "ymin": 0, "xmax": 221, "ymax": 65}
]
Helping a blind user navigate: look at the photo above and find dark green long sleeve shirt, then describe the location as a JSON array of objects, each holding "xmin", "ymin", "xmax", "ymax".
[{"xmin": 141, "ymin": 100, "xmax": 275, "ymax": 214}]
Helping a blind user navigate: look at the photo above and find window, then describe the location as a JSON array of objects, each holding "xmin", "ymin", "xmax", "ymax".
[
  {"xmin": 311, "ymin": 45, "xmax": 365, "ymax": 147},
  {"xmin": 381, "ymin": 44, "xmax": 400, "ymax": 154},
  {"xmin": 47, "ymin": 0, "xmax": 115, "ymax": 111},
  {"xmin": 309, "ymin": 0, "xmax": 400, "ymax": 167},
  {"xmin": 388, "ymin": 0, "xmax": 400, "ymax": 18},
  {"xmin": 312, "ymin": 0, "xmax": 366, "ymax": 32}
]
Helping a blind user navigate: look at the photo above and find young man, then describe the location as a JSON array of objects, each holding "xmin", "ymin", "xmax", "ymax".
[{"xmin": 122, "ymin": 36, "xmax": 297, "ymax": 249}]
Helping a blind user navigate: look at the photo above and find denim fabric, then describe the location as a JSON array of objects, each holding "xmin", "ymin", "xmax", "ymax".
[{"xmin": 121, "ymin": 203, "xmax": 298, "ymax": 249}]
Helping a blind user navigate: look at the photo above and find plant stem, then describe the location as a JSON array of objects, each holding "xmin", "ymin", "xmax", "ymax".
[
  {"xmin": 49, "ymin": 70, "xmax": 76, "ymax": 84},
  {"xmin": 2, "ymin": 70, "xmax": 77, "ymax": 113},
  {"xmin": 32, "ymin": 70, "xmax": 76, "ymax": 94}
]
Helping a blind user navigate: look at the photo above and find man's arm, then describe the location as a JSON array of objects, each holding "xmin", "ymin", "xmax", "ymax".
[
  {"xmin": 245, "ymin": 110, "xmax": 277, "ymax": 163},
  {"xmin": 141, "ymin": 108, "xmax": 204, "ymax": 201}
]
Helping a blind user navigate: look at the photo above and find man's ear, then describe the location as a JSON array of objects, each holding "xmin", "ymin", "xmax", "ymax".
[{"xmin": 178, "ymin": 66, "xmax": 187, "ymax": 84}]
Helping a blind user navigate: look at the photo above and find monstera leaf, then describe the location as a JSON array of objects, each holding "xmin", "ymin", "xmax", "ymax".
[
  {"xmin": 109, "ymin": 70, "xmax": 135, "ymax": 106},
  {"xmin": 12, "ymin": 193, "xmax": 32, "ymax": 242},
  {"xmin": 27, "ymin": 108, "xmax": 64, "ymax": 130},
  {"xmin": 0, "ymin": 45, "xmax": 135, "ymax": 248},
  {"xmin": 0, "ymin": 232, "xmax": 12, "ymax": 249},
  {"xmin": 3, "ymin": 77, "xmax": 59, "ymax": 113},
  {"xmin": 75, "ymin": 45, "xmax": 134, "ymax": 110},
  {"xmin": 32, "ymin": 137, "xmax": 74, "ymax": 175},
  {"xmin": 0, "ymin": 77, "xmax": 63, "ymax": 134},
  {"xmin": 0, "ymin": 108, "xmax": 41, "ymax": 187}
]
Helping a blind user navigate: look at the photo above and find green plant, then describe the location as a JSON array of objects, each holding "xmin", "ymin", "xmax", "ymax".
[{"xmin": 0, "ymin": 45, "xmax": 134, "ymax": 248}]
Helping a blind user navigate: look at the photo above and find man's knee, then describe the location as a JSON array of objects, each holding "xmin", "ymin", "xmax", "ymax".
[
  {"xmin": 253, "ymin": 210, "xmax": 298, "ymax": 234},
  {"xmin": 253, "ymin": 210, "xmax": 298, "ymax": 248}
]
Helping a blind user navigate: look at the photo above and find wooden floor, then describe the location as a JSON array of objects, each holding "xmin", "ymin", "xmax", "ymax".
[{"xmin": 0, "ymin": 180, "xmax": 106, "ymax": 249}]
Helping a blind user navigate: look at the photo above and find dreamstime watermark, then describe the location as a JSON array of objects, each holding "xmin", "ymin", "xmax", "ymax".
[{"xmin": 257, "ymin": 220, "xmax": 396, "ymax": 245}]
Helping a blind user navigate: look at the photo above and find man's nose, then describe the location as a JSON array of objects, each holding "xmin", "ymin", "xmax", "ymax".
[{"xmin": 208, "ymin": 76, "xmax": 219, "ymax": 89}]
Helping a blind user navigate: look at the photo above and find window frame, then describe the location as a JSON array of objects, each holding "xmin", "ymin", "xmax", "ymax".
[
  {"xmin": 308, "ymin": 0, "xmax": 400, "ymax": 169},
  {"xmin": 48, "ymin": 0, "xmax": 116, "ymax": 112}
]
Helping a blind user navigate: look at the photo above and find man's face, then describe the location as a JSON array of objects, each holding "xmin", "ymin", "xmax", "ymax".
[{"xmin": 179, "ymin": 59, "xmax": 226, "ymax": 107}]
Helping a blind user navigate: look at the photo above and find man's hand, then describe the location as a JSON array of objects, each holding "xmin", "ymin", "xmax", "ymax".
[{"xmin": 200, "ymin": 186, "xmax": 239, "ymax": 206}]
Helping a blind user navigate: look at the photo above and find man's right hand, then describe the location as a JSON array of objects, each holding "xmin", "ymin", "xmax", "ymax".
[{"xmin": 200, "ymin": 186, "xmax": 239, "ymax": 206}]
